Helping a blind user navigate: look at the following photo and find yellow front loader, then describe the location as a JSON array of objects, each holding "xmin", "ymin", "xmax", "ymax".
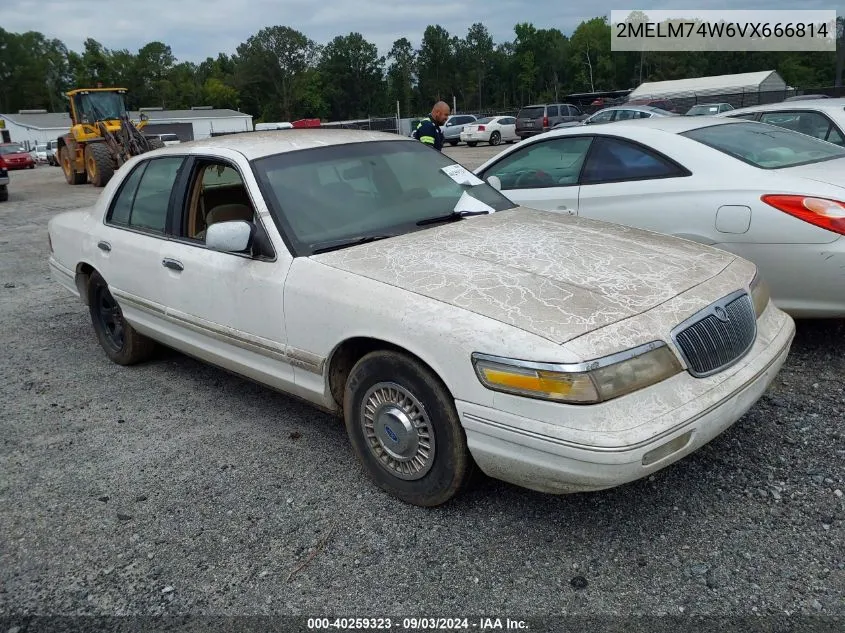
[{"xmin": 57, "ymin": 87, "xmax": 165, "ymax": 187}]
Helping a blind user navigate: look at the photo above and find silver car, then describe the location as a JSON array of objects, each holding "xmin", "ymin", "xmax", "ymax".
[
  {"xmin": 553, "ymin": 105, "xmax": 677, "ymax": 129},
  {"xmin": 442, "ymin": 114, "xmax": 478, "ymax": 146}
]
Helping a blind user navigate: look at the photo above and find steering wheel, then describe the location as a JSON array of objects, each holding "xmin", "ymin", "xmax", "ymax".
[{"xmin": 514, "ymin": 169, "xmax": 555, "ymax": 188}]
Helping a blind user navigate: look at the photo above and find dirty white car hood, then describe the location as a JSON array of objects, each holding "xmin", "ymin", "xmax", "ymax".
[{"xmin": 313, "ymin": 207, "xmax": 737, "ymax": 343}]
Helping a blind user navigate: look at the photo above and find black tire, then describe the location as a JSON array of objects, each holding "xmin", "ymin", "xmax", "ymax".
[
  {"xmin": 85, "ymin": 143, "xmax": 115, "ymax": 187},
  {"xmin": 343, "ymin": 350, "xmax": 475, "ymax": 506},
  {"xmin": 0, "ymin": 185, "xmax": 7, "ymax": 202},
  {"xmin": 467, "ymin": 142, "xmax": 477, "ymax": 147},
  {"xmin": 448, "ymin": 139, "xmax": 458, "ymax": 146},
  {"xmin": 60, "ymin": 147, "xmax": 86, "ymax": 185},
  {"xmin": 489, "ymin": 131, "xmax": 501, "ymax": 146},
  {"xmin": 87, "ymin": 271, "xmax": 157, "ymax": 365}
]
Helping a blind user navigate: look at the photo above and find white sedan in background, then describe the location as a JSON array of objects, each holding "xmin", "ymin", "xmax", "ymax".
[
  {"xmin": 474, "ymin": 117, "xmax": 845, "ymax": 318},
  {"xmin": 46, "ymin": 129, "xmax": 794, "ymax": 507},
  {"xmin": 718, "ymin": 97, "xmax": 845, "ymax": 147},
  {"xmin": 460, "ymin": 116, "xmax": 519, "ymax": 146}
]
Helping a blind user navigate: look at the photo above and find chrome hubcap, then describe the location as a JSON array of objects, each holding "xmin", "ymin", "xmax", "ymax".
[{"xmin": 361, "ymin": 382, "xmax": 435, "ymax": 481}]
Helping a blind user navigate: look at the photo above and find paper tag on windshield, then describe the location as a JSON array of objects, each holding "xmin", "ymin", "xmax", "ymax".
[
  {"xmin": 441, "ymin": 164, "xmax": 485, "ymax": 186},
  {"xmin": 453, "ymin": 191, "xmax": 495, "ymax": 214}
]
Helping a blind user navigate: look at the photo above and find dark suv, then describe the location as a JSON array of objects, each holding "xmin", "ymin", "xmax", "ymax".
[{"xmin": 515, "ymin": 103, "xmax": 587, "ymax": 139}]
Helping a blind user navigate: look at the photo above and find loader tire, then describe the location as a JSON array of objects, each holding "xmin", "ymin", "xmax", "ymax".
[
  {"xmin": 85, "ymin": 143, "xmax": 116, "ymax": 188},
  {"xmin": 60, "ymin": 147, "xmax": 87, "ymax": 185}
]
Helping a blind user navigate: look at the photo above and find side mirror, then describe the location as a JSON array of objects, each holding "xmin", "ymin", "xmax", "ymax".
[
  {"xmin": 486, "ymin": 175, "xmax": 502, "ymax": 191},
  {"xmin": 205, "ymin": 220, "xmax": 255, "ymax": 253}
]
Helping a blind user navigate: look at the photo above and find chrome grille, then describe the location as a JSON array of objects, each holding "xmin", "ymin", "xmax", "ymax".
[{"xmin": 671, "ymin": 290, "xmax": 757, "ymax": 378}]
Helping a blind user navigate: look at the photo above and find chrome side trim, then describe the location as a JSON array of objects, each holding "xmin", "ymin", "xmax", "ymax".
[
  {"xmin": 112, "ymin": 289, "xmax": 166, "ymax": 316},
  {"xmin": 166, "ymin": 308, "xmax": 289, "ymax": 363},
  {"xmin": 471, "ymin": 339, "xmax": 668, "ymax": 374},
  {"xmin": 110, "ymin": 288, "xmax": 324, "ymax": 374}
]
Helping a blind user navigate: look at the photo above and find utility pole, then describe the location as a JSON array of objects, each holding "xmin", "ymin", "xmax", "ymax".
[{"xmin": 836, "ymin": 16, "xmax": 844, "ymax": 88}]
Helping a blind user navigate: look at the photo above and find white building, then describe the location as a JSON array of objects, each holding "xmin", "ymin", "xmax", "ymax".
[
  {"xmin": 629, "ymin": 70, "xmax": 788, "ymax": 100},
  {"xmin": 0, "ymin": 111, "xmax": 71, "ymax": 148},
  {"xmin": 0, "ymin": 106, "xmax": 253, "ymax": 149},
  {"xmin": 134, "ymin": 106, "xmax": 253, "ymax": 140}
]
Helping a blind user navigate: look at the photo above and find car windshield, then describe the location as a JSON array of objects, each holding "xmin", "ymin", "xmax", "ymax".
[
  {"xmin": 0, "ymin": 145, "xmax": 25, "ymax": 154},
  {"xmin": 75, "ymin": 91, "xmax": 127, "ymax": 121},
  {"xmin": 252, "ymin": 140, "xmax": 517, "ymax": 255},
  {"xmin": 681, "ymin": 121, "xmax": 845, "ymax": 169}
]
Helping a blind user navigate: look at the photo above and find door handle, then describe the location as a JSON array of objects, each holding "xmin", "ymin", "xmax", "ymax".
[
  {"xmin": 162, "ymin": 258, "xmax": 184, "ymax": 272},
  {"xmin": 97, "ymin": 241, "xmax": 111, "ymax": 252}
]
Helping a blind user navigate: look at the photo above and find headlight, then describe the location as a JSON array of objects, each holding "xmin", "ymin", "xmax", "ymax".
[
  {"xmin": 471, "ymin": 341, "xmax": 683, "ymax": 405},
  {"xmin": 749, "ymin": 270, "xmax": 770, "ymax": 317}
]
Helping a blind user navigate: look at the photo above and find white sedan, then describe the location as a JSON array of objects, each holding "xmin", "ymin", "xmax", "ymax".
[
  {"xmin": 460, "ymin": 116, "xmax": 519, "ymax": 146},
  {"xmin": 474, "ymin": 117, "xmax": 845, "ymax": 318},
  {"xmin": 48, "ymin": 130, "xmax": 794, "ymax": 506}
]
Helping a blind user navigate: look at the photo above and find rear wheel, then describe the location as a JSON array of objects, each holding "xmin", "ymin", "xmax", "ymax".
[
  {"xmin": 489, "ymin": 131, "xmax": 501, "ymax": 146},
  {"xmin": 467, "ymin": 142, "xmax": 478, "ymax": 147},
  {"xmin": 87, "ymin": 271, "xmax": 157, "ymax": 365},
  {"xmin": 85, "ymin": 143, "xmax": 115, "ymax": 187},
  {"xmin": 0, "ymin": 185, "xmax": 7, "ymax": 202},
  {"xmin": 343, "ymin": 350, "xmax": 474, "ymax": 506},
  {"xmin": 60, "ymin": 147, "xmax": 86, "ymax": 185}
]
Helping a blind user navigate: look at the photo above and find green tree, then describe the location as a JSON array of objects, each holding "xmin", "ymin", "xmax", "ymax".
[
  {"xmin": 463, "ymin": 23, "xmax": 494, "ymax": 111},
  {"xmin": 417, "ymin": 25, "xmax": 454, "ymax": 103},
  {"xmin": 235, "ymin": 26, "xmax": 320, "ymax": 121},
  {"xmin": 387, "ymin": 38, "xmax": 417, "ymax": 117},
  {"xmin": 319, "ymin": 32, "xmax": 386, "ymax": 119}
]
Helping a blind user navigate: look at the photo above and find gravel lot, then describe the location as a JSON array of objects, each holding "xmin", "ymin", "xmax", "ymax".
[{"xmin": 1, "ymin": 149, "xmax": 843, "ymax": 627}]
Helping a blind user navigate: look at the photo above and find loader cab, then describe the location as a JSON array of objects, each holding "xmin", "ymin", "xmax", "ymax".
[{"xmin": 67, "ymin": 88, "xmax": 129, "ymax": 125}]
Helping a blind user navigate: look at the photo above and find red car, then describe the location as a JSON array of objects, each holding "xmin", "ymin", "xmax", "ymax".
[{"xmin": 0, "ymin": 143, "xmax": 36, "ymax": 170}]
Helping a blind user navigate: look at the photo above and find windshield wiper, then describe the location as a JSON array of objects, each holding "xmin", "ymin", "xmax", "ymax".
[
  {"xmin": 311, "ymin": 234, "xmax": 394, "ymax": 254},
  {"xmin": 416, "ymin": 210, "xmax": 491, "ymax": 226}
]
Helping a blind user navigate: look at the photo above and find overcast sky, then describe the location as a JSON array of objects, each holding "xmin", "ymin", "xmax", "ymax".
[{"xmin": 4, "ymin": 0, "xmax": 837, "ymax": 62}]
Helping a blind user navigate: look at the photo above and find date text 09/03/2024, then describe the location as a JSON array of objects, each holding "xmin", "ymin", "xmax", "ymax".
[{"xmin": 307, "ymin": 617, "xmax": 529, "ymax": 630}]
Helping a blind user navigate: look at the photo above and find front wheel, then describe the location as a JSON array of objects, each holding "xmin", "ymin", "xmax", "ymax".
[
  {"xmin": 448, "ymin": 139, "xmax": 458, "ymax": 146},
  {"xmin": 88, "ymin": 271, "xmax": 157, "ymax": 365},
  {"xmin": 343, "ymin": 350, "xmax": 474, "ymax": 506},
  {"xmin": 0, "ymin": 185, "xmax": 7, "ymax": 202},
  {"xmin": 467, "ymin": 142, "xmax": 477, "ymax": 147}
]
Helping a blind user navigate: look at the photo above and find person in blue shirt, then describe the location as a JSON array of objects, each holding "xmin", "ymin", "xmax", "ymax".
[{"xmin": 412, "ymin": 101, "xmax": 450, "ymax": 151}]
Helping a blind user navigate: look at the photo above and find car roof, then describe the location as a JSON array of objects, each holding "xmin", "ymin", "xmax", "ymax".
[
  {"xmin": 160, "ymin": 129, "xmax": 410, "ymax": 160},
  {"xmin": 726, "ymin": 98, "xmax": 845, "ymax": 115},
  {"xmin": 599, "ymin": 105, "xmax": 667, "ymax": 113},
  {"xmin": 548, "ymin": 116, "xmax": 741, "ymax": 136}
]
